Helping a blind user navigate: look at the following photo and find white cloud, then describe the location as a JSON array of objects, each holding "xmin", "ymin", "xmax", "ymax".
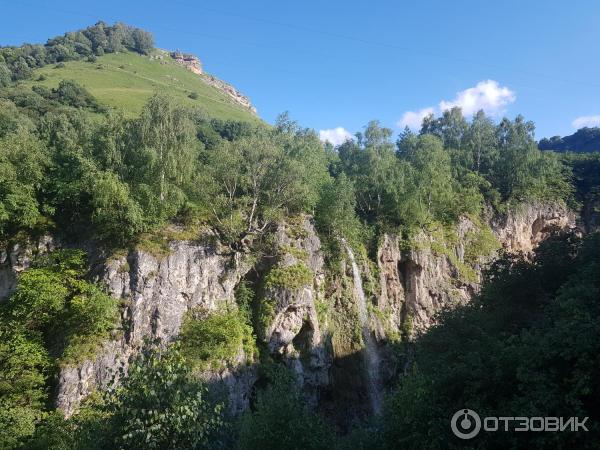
[
  {"xmin": 319, "ymin": 127, "xmax": 353, "ymax": 146},
  {"xmin": 572, "ymin": 115, "xmax": 600, "ymax": 129},
  {"xmin": 397, "ymin": 107, "xmax": 435, "ymax": 130},
  {"xmin": 439, "ymin": 80, "xmax": 515, "ymax": 116},
  {"xmin": 397, "ymin": 80, "xmax": 516, "ymax": 130}
]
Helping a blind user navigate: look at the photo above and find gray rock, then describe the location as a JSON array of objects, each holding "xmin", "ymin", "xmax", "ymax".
[{"xmin": 56, "ymin": 238, "xmax": 252, "ymax": 416}]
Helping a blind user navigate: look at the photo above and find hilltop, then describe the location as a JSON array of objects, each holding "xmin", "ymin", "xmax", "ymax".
[
  {"xmin": 20, "ymin": 50, "xmax": 259, "ymax": 122},
  {"xmin": 0, "ymin": 22, "xmax": 259, "ymax": 123},
  {"xmin": 539, "ymin": 126, "xmax": 600, "ymax": 153}
]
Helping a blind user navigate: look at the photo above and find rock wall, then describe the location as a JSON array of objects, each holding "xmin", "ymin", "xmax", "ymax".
[
  {"xmin": 56, "ymin": 238, "xmax": 252, "ymax": 416},
  {"xmin": 491, "ymin": 202, "xmax": 577, "ymax": 254},
  {"xmin": 56, "ymin": 218, "xmax": 330, "ymax": 415},
  {"xmin": 0, "ymin": 235, "xmax": 56, "ymax": 301},
  {"xmin": 162, "ymin": 48, "xmax": 256, "ymax": 114},
  {"xmin": 201, "ymin": 74, "xmax": 257, "ymax": 114},
  {"xmin": 260, "ymin": 218, "xmax": 330, "ymax": 405},
  {"xmin": 374, "ymin": 202, "xmax": 577, "ymax": 336},
  {"xmin": 170, "ymin": 51, "xmax": 203, "ymax": 75},
  {"xmin": 0, "ymin": 203, "xmax": 576, "ymax": 418}
]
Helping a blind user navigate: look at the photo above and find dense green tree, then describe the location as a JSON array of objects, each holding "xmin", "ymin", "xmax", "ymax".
[
  {"xmin": 87, "ymin": 171, "xmax": 145, "ymax": 246},
  {"xmin": 105, "ymin": 345, "xmax": 226, "ymax": 450},
  {"xmin": 203, "ymin": 123, "xmax": 329, "ymax": 242},
  {"xmin": 133, "ymin": 94, "xmax": 199, "ymax": 214},
  {"xmin": 0, "ymin": 326, "xmax": 50, "ymax": 450},
  {"xmin": 131, "ymin": 28, "xmax": 154, "ymax": 54},
  {"xmin": 463, "ymin": 109, "xmax": 497, "ymax": 174},
  {"xmin": 315, "ymin": 173, "xmax": 362, "ymax": 241},
  {"xmin": 0, "ymin": 127, "xmax": 48, "ymax": 238},
  {"xmin": 0, "ymin": 250, "xmax": 118, "ymax": 449},
  {"xmin": 238, "ymin": 369, "xmax": 334, "ymax": 450},
  {"xmin": 403, "ymin": 134, "xmax": 457, "ymax": 223}
]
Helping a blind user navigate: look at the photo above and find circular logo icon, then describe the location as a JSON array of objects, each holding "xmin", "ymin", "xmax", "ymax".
[{"xmin": 451, "ymin": 409, "xmax": 481, "ymax": 439}]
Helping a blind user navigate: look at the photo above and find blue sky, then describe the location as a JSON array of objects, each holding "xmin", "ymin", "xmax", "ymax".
[{"xmin": 2, "ymin": 0, "xmax": 600, "ymax": 143}]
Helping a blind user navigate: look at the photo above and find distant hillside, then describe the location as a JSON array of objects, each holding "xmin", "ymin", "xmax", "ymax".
[
  {"xmin": 539, "ymin": 127, "xmax": 600, "ymax": 153},
  {"xmin": 0, "ymin": 21, "xmax": 259, "ymax": 123},
  {"xmin": 20, "ymin": 50, "xmax": 259, "ymax": 122}
]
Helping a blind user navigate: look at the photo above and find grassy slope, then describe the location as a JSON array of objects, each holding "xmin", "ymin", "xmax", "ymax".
[{"xmin": 21, "ymin": 51, "xmax": 260, "ymax": 123}]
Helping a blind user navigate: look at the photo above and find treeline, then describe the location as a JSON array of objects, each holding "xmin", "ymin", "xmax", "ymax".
[
  {"xmin": 0, "ymin": 21, "xmax": 153, "ymax": 86},
  {"xmin": 0, "ymin": 87, "xmax": 573, "ymax": 251},
  {"xmin": 539, "ymin": 127, "xmax": 600, "ymax": 153},
  {"xmin": 321, "ymin": 109, "xmax": 571, "ymax": 245},
  {"xmin": 0, "ymin": 92, "xmax": 332, "ymax": 247}
]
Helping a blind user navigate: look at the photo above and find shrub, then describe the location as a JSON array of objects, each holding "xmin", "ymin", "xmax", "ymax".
[
  {"xmin": 180, "ymin": 308, "xmax": 256, "ymax": 371},
  {"xmin": 264, "ymin": 263, "xmax": 313, "ymax": 290}
]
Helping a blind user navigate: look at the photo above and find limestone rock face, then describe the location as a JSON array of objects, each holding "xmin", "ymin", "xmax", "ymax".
[
  {"xmin": 201, "ymin": 75, "xmax": 257, "ymax": 114},
  {"xmin": 0, "ymin": 202, "xmax": 577, "ymax": 418},
  {"xmin": 491, "ymin": 202, "xmax": 577, "ymax": 254},
  {"xmin": 376, "ymin": 218, "xmax": 478, "ymax": 334},
  {"xmin": 164, "ymin": 49, "xmax": 256, "ymax": 114},
  {"xmin": 56, "ymin": 239, "xmax": 252, "ymax": 416},
  {"xmin": 261, "ymin": 217, "xmax": 330, "ymax": 404},
  {"xmin": 0, "ymin": 235, "xmax": 56, "ymax": 301},
  {"xmin": 374, "ymin": 202, "xmax": 577, "ymax": 336},
  {"xmin": 170, "ymin": 51, "xmax": 203, "ymax": 75}
]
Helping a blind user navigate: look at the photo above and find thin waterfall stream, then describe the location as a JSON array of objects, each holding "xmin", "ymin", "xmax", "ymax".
[{"xmin": 343, "ymin": 241, "xmax": 383, "ymax": 415}]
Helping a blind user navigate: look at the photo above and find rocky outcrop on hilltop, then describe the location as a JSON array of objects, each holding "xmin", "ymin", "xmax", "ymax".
[
  {"xmin": 201, "ymin": 75, "xmax": 257, "ymax": 114},
  {"xmin": 170, "ymin": 51, "xmax": 203, "ymax": 74},
  {"xmin": 163, "ymin": 49, "xmax": 257, "ymax": 114}
]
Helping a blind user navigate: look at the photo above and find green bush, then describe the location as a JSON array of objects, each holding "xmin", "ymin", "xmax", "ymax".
[
  {"xmin": 0, "ymin": 249, "xmax": 119, "ymax": 447},
  {"xmin": 180, "ymin": 308, "xmax": 256, "ymax": 371},
  {"xmin": 264, "ymin": 263, "xmax": 313, "ymax": 290}
]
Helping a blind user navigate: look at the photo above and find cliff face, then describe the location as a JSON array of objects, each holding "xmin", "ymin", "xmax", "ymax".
[
  {"xmin": 56, "ymin": 219, "xmax": 329, "ymax": 415},
  {"xmin": 374, "ymin": 202, "xmax": 576, "ymax": 336},
  {"xmin": 201, "ymin": 75, "xmax": 257, "ymax": 114},
  {"xmin": 260, "ymin": 218, "xmax": 330, "ymax": 405},
  {"xmin": 56, "ymin": 238, "xmax": 253, "ymax": 416},
  {"xmin": 0, "ymin": 235, "xmax": 56, "ymax": 301},
  {"xmin": 164, "ymin": 49, "xmax": 257, "ymax": 114},
  {"xmin": 491, "ymin": 202, "xmax": 577, "ymax": 254},
  {"xmin": 1, "ymin": 203, "xmax": 575, "ymax": 417},
  {"xmin": 170, "ymin": 51, "xmax": 203, "ymax": 75}
]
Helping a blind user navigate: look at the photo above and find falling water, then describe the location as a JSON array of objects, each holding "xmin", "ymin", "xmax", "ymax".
[{"xmin": 343, "ymin": 241, "xmax": 383, "ymax": 415}]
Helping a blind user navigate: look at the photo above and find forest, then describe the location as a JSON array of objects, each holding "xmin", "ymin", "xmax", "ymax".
[{"xmin": 1, "ymin": 23, "xmax": 599, "ymax": 449}]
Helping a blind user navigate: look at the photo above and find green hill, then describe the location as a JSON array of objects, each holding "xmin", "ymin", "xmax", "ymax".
[{"xmin": 20, "ymin": 50, "xmax": 259, "ymax": 123}]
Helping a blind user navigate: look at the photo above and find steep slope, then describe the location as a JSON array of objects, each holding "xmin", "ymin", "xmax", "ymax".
[
  {"xmin": 9, "ymin": 202, "xmax": 568, "ymax": 418},
  {"xmin": 19, "ymin": 50, "xmax": 259, "ymax": 123}
]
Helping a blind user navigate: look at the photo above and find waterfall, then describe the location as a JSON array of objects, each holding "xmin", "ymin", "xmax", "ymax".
[{"xmin": 343, "ymin": 241, "xmax": 383, "ymax": 415}]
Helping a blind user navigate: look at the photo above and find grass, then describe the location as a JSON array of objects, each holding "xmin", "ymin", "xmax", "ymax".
[{"xmin": 21, "ymin": 51, "xmax": 261, "ymax": 123}]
